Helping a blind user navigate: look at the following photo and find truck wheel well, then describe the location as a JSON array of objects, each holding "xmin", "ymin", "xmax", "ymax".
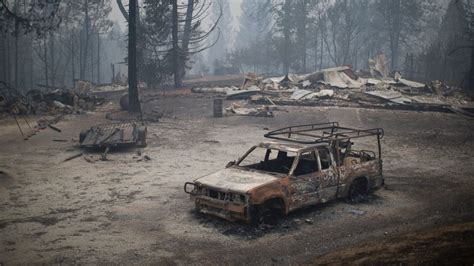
[
  {"xmin": 264, "ymin": 198, "xmax": 284, "ymax": 213},
  {"xmin": 348, "ymin": 177, "xmax": 369, "ymax": 203},
  {"xmin": 251, "ymin": 198, "xmax": 284, "ymax": 225}
]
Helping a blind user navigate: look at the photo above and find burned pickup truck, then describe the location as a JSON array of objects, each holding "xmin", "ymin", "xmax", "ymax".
[{"xmin": 185, "ymin": 122, "xmax": 384, "ymax": 223}]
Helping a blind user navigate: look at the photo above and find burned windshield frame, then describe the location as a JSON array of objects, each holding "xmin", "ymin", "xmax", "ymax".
[{"xmin": 236, "ymin": 146, "xmax": 299, "ymax": 175}]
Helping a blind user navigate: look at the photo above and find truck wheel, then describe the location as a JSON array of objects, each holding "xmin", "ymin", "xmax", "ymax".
[
  {"xmin": 252, "ymin": 200, "xmax": 282, "ymax": 225},
  {"xmin": 348, "ymin": 178, "xmax": 369, "ymax": 203}
]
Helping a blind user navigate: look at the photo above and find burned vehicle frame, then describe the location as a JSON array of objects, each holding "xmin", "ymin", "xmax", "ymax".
[{"xmin": 184, "ymin": 122, "xmax": 384, "ymax": 223}]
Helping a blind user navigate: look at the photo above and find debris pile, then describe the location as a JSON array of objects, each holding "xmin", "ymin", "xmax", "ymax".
[
  {"xmin": 192, "ymin": 54, "xmax": 472, "ymax": 115},
  {"xmin": 79, "ymin": 121, "xmax": 147, "ymax": 148},
  {"xmin": 0, "ymin": 81, "xmax": 106, "ymax": 116},
  {"xmin": 226, "ymin": 102, "xmax": 274, "ymax": 117}
]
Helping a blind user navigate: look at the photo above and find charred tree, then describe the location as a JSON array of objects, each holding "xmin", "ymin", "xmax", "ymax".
[
  {"xmin": 179, "ymin": 0, "xmax": 195, "ymax": 82},
  {"xmin": 14, "ymin": 19, "xmax": 18, "ymax": 90},
  {"xmin": 71, "ymin": 34, "xmax": 75, "ymax": 87},
  {"xmin": 283, "ymin": 0, "xmax": 291, "ymax": 74},
  {"xmin": 80, "ymin": 0, "xmax": 91, "ymax": 80},
  {"xmin": 50, "ymin": 31, "xmax": 55, "ymax": 87},
  {"xmin": 128, "ymin": 0, "xmax": 140, "ymax": 113},
  {"xmin": 43, "ymin": 36, "xmax": 49, "ymax": 87},
  {"xmin": 97, "ymin": 33, "xmax": 100, "ymax": 84},
  {"xmin": 172, "ymin": 0, "xmax": 181, "ymax": 88}
]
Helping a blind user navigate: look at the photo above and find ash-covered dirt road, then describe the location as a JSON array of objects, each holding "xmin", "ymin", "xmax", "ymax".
[{"xmin": 0, "ymin": 93, "xmax": 473, "ymax": 264}]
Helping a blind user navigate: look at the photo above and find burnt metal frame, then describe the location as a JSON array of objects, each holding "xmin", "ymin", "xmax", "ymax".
[
  {"xmin": 264, "ymin": 122, "xmax": 384, "ymax": 158},
  {"xmin": 80, "ymin": 121, "xmax": 140, "ymax": 148}
]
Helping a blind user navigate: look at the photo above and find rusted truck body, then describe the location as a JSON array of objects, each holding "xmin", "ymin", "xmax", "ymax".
[{"xmin": 185, "ymin": 122, "xmax": 384, "ymax": 223}]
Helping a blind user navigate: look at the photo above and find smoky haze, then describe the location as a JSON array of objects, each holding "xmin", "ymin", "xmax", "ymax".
[
  {"xmin": 0, "ymin": 0, "xmax": 472, "ymax": 91},
  {"xmin": 1, "ymin": 2, "xmax": 474, "ymax": 264}
]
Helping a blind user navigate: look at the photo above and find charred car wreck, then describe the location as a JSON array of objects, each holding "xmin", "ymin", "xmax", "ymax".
[{"xmin": 185, "ymin": 122, "xmax": 384, "ymax": 223}]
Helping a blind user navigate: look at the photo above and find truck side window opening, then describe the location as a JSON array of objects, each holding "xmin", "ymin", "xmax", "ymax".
[
  {"xmin": 294, "ymin": 152, "xmax": 319, "ymax": 176},
  {"xmin": 318, "ymin": 148, "xmax": 332, "ymax": 170}
]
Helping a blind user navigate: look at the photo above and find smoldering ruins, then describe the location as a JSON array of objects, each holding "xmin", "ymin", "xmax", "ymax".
[{"xmin": 0, "ymin": 0, "xmax": 473, "ymax": 264}]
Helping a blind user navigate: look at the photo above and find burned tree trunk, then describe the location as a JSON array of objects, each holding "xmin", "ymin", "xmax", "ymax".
[
  {"xmin": 14, "ymin": 21, "xmax": 18, "ymax": 90},
  {"xmin": 283, "ymin": 0, "xmax": 291, "ymax": 74},
  {"xmin": 178, "ymin": 0, "xmax": 195, "ymax": 82},
  {"xmin": 172, "ymin": 0, "xmax": 181, "ymax": 88},
  {"xmin": 97, "ymin": 34, "xmax": 100, "ymax": 84},
  {"xmin": 128, "ymin": 0, "xmax": 140, "ymax": 113},
  {"xmin": 44, "ymin": 36, "xmax": 49, "ymax": 87},
  {"xmin": 470, "ymin": 47, "xmax": 474, "ymax": 90},
  {"xmin": 50, "ymin": 31, "xmax": 55, "ymax": 87},
  {"xmin": 80, "ymin": 0, "xmax": 91, "ymax": 80},
  {"xmin": 71, "ymin": 34, "xmax": 75, "ymax": 87}
]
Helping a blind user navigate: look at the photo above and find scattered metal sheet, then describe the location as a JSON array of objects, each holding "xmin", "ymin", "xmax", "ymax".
[
  {"xmin": 226, "ymin": 103, "xmax": 274, "ymax": 117},
  {"xmin": 301, "ymin": 80, "xmax": 312, "ymax": 87},
  {"xmin": 303, "ymin": 66, "xmax": 366, "ymax": 89},
  {"xmin": 226, "ymin": 88, "xmax": 261, "ymax": 100},
  {"xmin": 291, "ymin": 89, "xmax": 314, "ymax": 100},
  {"xmin": 226, "ymin": 88, "xmax": 279, "ymax": 100},
  {"xmin": 191, "ymin": 87, "xmax": 237, "ymax": 94},
  {"xmin": 397, "ymin": 78, "xmax": 426, "ymax": 88},
  {"xmin": 262, "ymin": 76, "xmax": 286, "ymax": 85},
  {"xmin": 365, "ymin": 90, "xmax": 413, "ymax": 104},
  {"xmin": 291, "ymin": 89, "xmax": 334, "ymax": 100}
]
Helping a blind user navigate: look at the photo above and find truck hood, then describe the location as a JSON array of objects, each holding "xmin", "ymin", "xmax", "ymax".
[{"xmin": 195, "ymin": 167, "xmax": 279, "ymax": 193}]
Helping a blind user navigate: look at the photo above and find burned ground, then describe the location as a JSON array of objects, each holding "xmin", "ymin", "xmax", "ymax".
[{"xmin": 0, "ymin": 91, "xmax": 473, "ymax": 264}]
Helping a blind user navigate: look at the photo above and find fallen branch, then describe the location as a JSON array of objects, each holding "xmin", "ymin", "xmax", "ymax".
[
  {"xmin": 48, "ymin": 124, "xmax": 62, "ymax": 132},
  {"xmin": 63, "ymin": 153, "xmax": 83, "ymax": 162}
]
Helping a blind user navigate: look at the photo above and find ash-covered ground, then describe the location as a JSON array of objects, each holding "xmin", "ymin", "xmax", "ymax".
[{"xmin": 0, "ymin": 90, "xmax": 473, "ymax": 264}]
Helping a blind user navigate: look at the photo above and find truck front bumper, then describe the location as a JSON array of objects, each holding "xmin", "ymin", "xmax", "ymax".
[{"xmin": 185, "ymin": 182, "xmax": 250, "ymax": 222}]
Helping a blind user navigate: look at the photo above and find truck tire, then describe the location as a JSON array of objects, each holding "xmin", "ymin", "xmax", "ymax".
[
  {"xmin": 251, "ymin": 199, "xmax": 283, "ymax": 225},
  {"xmin": 347, "ymin": 177, "xmax": 369, "ymax": 203}
]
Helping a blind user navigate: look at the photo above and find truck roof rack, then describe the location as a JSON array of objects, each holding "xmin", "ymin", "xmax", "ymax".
[{"xmin": 264, "ymin": 122, "xmax": 384, "ymax": 144}]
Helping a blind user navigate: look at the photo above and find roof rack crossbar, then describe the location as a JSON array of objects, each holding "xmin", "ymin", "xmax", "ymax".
[{"xmin": 264, "ymin": 122, "xmax": 384, "ymax": 144}]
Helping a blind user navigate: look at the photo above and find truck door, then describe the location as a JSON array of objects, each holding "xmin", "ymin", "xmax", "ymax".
[
  {"xmin": 315, "ymin": 147, "xmax": 338, "ymax": 202},
  {"xmin": 288, "ymin": 151, "xmax": 321, "ymax": 208}
]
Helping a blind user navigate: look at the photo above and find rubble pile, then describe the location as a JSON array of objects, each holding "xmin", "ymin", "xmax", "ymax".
[
  {"xmin": 192, "ymin": 54, "xmax": 472, "ymax": 116},
  {"xmin": 0, "ymin": 81, "xmax": 106, "ymax": 116}
]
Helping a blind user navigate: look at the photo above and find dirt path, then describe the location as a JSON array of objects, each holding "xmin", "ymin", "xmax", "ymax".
[{"xmin": 0, "ymin": 95, "xmax": 473, "ymax": 264}]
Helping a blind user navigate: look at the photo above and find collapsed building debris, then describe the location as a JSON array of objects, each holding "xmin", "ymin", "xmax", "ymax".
[
  {"xmin": 291, "ymin": 89, "xmax": 334, "ymax": 100},
  {"xmin": 368, "ymin": 53, "xmax": 390, "ymax": 78},
  {"xmin": 226, "ymin": 103, "xmax": 274, "ymax": 117},
  {"xmin": 191, "ymin": 56, "xmax": 472, "ymax": 116},
  {"xmin": 364, "ymin": 90, "xmax": 413, "ymax": 105},
  {"xmin": 0, "ymin": 82, "xmax": 105, "ymax": 116},
  {"xmin": 191, "ymin": 87, "xmax": 237, "ymax": 94},
  {"xmin": 1, "ymin": 81, "xmax": 110, "ymax": 140}
]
